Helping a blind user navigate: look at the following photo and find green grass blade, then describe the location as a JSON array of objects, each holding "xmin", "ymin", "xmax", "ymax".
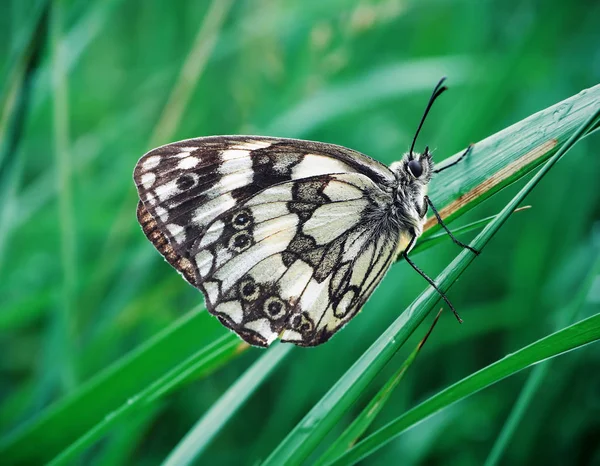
[
  {"xmin": 0, "ymin": 0, "xmax": 49, "ymax": 272},
  {"xmin": 0, "ymin": 308, "xmax": 244, "ymax": 464},
  {"xmin": 484, "ymin": 363, "xmax": 550, "ymax": 466},
  {"xmin": 163, "ymin": 343, "xmax": 292, "ymax": 466},
  {"xmin": 0, "ymin": 0, "xmax": 48, "ymax": 163},
  {"xmin": 265, "ymin": 57, "xmax": 474, "ymax": 137},
  {"xmin": 315, "ymin": 311, "xmax": 443, "ymax": 466},
  {"xmin": 483, "ymin": 250, "xmax": 600, "ymax": 466},
  {"xmin": 260, "ymin": 96, "xmax": 600, "ymax": 466},
  {"xmin": 329, "ymin": 312, "xmax": 600, "ymax": 466},
  {"xmin": 47, "ymin": 331, "xmax": 244, "ymax": 466},
  {"xmin": 148, "ymin": 0, "xmax": 234, "ymax": 149},
  {"xmin": 27, "ymin": 0, "xmax": 125, "ymax": 112},
  {"xmin": 94, "ymin": 408, "xmax": 159, "ymax": 466},
  {"xmin": 413, "ymin": 207, "xmax": 530, "ymax": 255},
  {"xmin": 419, "ymin": 84, "xmax": 599, "ymax": 241},
  {"xmin": 50, "ymin": 0, "xmax": 78, "ymax": 392}
]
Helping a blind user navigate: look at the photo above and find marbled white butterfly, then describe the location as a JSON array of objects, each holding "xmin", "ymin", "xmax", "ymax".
[{"xmin": 133, "ymin": 78, "xmax": 476, "ymax": 347}]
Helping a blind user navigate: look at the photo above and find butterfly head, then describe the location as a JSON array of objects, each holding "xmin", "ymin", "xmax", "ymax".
[
  {"xmin": 389, "ymin": 148, "xmax": 434, "ymax": 185},
  {"xmin": 389, "ymin": 149, "xmax": 433, "ymax": 226}
]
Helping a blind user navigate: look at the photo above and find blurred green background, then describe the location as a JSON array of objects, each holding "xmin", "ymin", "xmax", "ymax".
[{"xmin": 1, "ymin": 0, "xmax": 599, "ymax": 464}]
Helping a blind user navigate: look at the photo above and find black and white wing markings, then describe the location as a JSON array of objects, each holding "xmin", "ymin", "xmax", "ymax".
[
  {"xmin": 137, "ymin": 201, "xmax": 197, "ymax": 285},
  {"xmin": 133, "ymin": 136, "xmax": 399, "ymax": 347},
  {"xmin": 191, "ymin": 173, "xmax": 397, "ymax": 347},
  {"xmin": 133, "ymin": 136, "xmax": 395, "ymax": 257},
  {"xmin": 296, "ymin": 227, "xmax": 399, "ymax": 345}
]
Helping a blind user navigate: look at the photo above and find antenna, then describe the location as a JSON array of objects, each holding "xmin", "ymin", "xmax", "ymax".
[{"xmin": 409, "ymin": 77, "xmax": 448, "ymax": 159}]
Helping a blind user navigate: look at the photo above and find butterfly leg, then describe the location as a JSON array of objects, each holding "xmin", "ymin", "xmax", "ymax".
[
  {"xmin": 425, "ymin": 196, "xmax": 480, "ymax": 255},
  {"xmin": 433, "ymin": 144, "xmax": 473, "ymax": 174},
  {"xmin": 402, "ymin": 235, "xmax": 463, "ymax": 323}
]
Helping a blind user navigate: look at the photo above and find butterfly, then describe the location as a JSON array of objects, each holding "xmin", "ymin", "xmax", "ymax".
[{"xmin": 133, "ymin": 78, "xmax": 476, "ymax": 347}]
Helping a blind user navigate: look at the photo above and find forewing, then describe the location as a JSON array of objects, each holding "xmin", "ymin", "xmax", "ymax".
[{"xmin": 133, "ymin": 136, "xmax": 394, "ymax": 279}]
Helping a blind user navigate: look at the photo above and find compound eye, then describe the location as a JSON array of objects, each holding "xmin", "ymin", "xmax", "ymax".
[{"xmin": 407, "ymin": 159, "xmax": 423, "ymax": 178}]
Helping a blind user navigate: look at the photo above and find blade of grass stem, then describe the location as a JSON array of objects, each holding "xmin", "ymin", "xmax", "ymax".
[
  {"xmin": 483, "ymin": 248, "xmax": 600, "ymax": 466},
  {"xmin": 315, "ymin": 311, "xmax": 443, "ymax": 466},
  {"xmin": 0, "ymin": 308, "xmax": 243, "ymax": 464},
  {"xmin": 51, "ymin": 0, "xmax": 78, "ymax": 391},
  {"xmin": 329, "ymin": 311, "xmax": 600, "ymax": 466},
  {"xmin": 0, "ymin": 0, "xmax": 48, "ymax": 165},
  {"xmin": 0, "ymin": 1, "xmax": 49, "ymax": 273},
  {"xmin": 47, "ymin": 332, "xmax": 244, "ymax": 466},
  {"xmin": 148, "ymin": 0, "xmax": 234, "ymax": 148},
  {"xmin": 413, "ymin": 207, "xmax": 531, "ymax": 255},
  {"xmin": 163, "ymin": 343, "xmax": 292, "ymax": 466},
  {"xmin": 29, "ymin": 0, "xmax": 125, "ymax": 112}
]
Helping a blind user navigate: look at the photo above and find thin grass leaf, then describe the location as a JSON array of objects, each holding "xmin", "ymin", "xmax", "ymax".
[
  {"xmin": 0, "ymin": 0, "xmax": 49, "ymax": 272},
  {"xmin": 315, "ymin": 310, "xmax": 443, "ymax": 466},
  {"xmin": 148, "ymin": 0, "xmax": 234, "ymax": 149},
  {"xmin": 94, "ymin": 408, "xmax": 159, "ymax": 466},
  {"xmin": 46, "ymin": 331, "xmax": 245, "ymax": 466},
  {"xmin": 483, "ymin": 249, "xmax": 600, "ymax": 466},
  {"xmin": 329, "ymin": 311, "xmax": 600, "ymax": 466},
  {"xmin": 413, "ymin": 206, "xmax": 531, "ymax": 255},
  {"xmin": 0, "ymin": 308, "xmax": 244, "ymax": 465},
  {"xmin": 260, "ymin": 95, "xmax": 600, "ymax": 466},
  {"xmin": 420, "ymin": 84, "xmax": 600, "ymax": 241},
  {"xmin": 484, "ymin": 363, "xmax": 551, "ymax": 465},
  {"xmin": 50, "ymin": 0, "xmax": 78, "ymax": 392},
  {"xmin": 0, "ymin": 0, "xmax": 48, "ymax": 163},
  {"xmin": 265, "ymin": 57, "xmax": 474, "ymax": 137},
  {"xmin": 163, "ymin": 343, "xmax": 292, "ymax": 466},
  {"xmin": 28, "ymin": 0, "xmax": 125, "ymax": 112}
]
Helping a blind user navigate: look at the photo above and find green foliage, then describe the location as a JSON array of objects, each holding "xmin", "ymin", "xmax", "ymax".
[
  {"xmin": 315, "ymin": 311, "xmax": 445, "ymax": 466},
  {"xmin": 1, "ymin": 1, "xmax": 599, "ymax": 465},
  {"xmin": 331, "ymin": 311, "xmax": 600, "ymax": 466}
]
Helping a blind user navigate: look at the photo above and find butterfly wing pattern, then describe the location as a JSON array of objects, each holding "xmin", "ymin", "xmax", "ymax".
[{"xmin": 134, "ymin": 136, "xmax": 411, "ymax": 347}]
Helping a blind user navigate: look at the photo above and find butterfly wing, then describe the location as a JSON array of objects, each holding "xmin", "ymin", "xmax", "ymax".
[
  {"xmin": 191, "ymin": 173, "xmax": 400, "ymax": 346},
  {"xmin": 134, "ymin": 136, "xmax": 398, "ymax": 346}
]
